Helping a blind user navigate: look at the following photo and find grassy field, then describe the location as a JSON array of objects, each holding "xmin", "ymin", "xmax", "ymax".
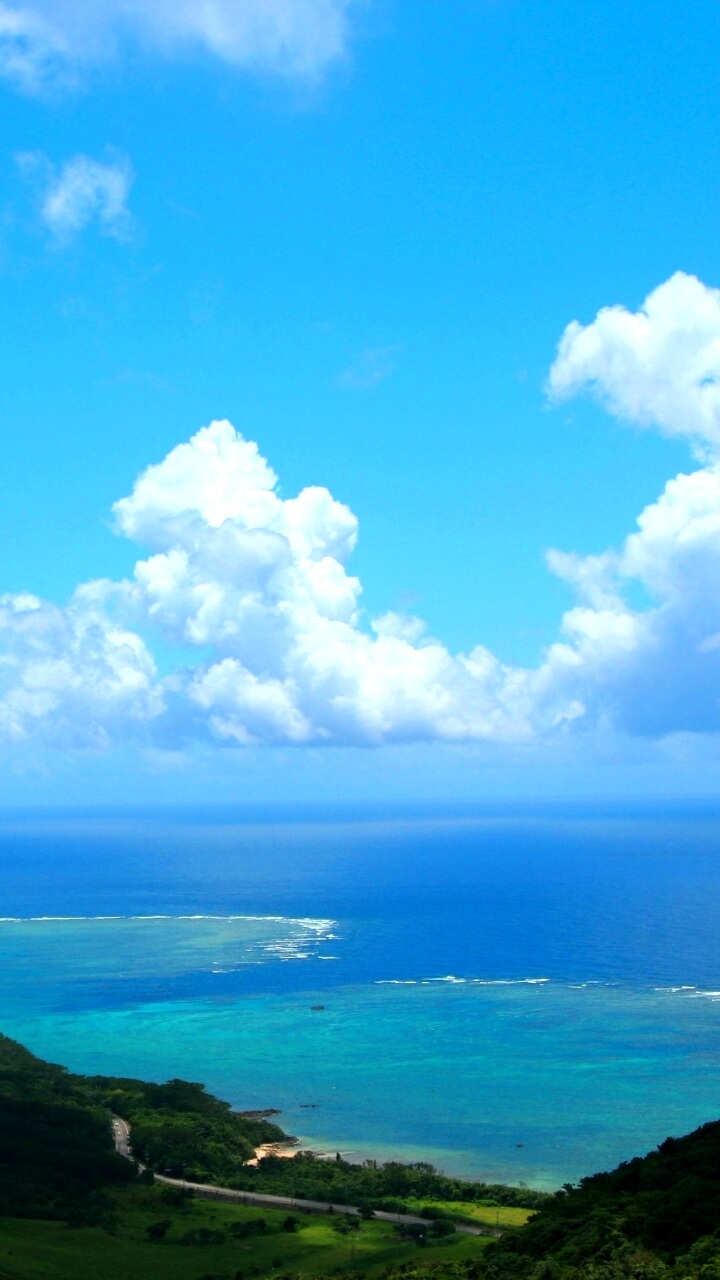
[
  {"xmin": 405, "ymin": 1199, "xmax": 535, "ymax": 1229},
  {"xmin": 0, "ymin": 1186, "xmax": 495, "ymax": 1280}
]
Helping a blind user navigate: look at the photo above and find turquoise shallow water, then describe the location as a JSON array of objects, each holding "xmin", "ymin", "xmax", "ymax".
[
  {"xmin": 0, "ymin": 914, "xmax": 338, "ymax": 999},
  {"xmin": 2, "ymin": 919, "xmax": 720, "ymax": 1188},
  {"xmin": 1, "ymin": 807, "xmax": 720, "ymax": 1188}
]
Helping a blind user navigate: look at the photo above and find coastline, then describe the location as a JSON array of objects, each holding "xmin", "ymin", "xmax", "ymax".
[
  {"xmin": 248, "ymin": 1140, "xmax": 302, "ymax": 1164},
  {"xmin": 8, "ymin": 940, "xmax": 720, "ymax": 1192},
  {"xmin": 246, "ymin": 1125, "xmax": 563, "ymax": 1191}
]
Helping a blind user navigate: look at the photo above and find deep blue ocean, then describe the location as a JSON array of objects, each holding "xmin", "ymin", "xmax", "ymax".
[{"xmin": 1, "ymin": 802, "xmax": 720, "ymax": 1189}]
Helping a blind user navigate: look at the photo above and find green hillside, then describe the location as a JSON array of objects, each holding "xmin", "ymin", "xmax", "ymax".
[
  {"xmin": 229, "ymin": 1148, "xmax": 549, "ymax": 1214},
  {"xmin": 484, "ymin": 1118, "xmax": 720, "ymax": 1277},
  {"xmin": 0, "ymin": 1186, "xmax": 493, "ymax": 1280},
  {"xmin": 380, "ymin": 1120, "xmax": 720, "ymax": 1280},
  {"xmin": 2, "ymin": 1031, "xmax": 720, "ymax": 1280},
  {"xmin": 0, "ymin": 1033, "xmax": 134, "ymax": 1222},
  {"xmin": 0, "ymin": 1032, "xmax": 285, "ymax": 1221}
]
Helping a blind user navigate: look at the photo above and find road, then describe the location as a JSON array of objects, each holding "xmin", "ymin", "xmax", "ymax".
[
  {"xmin": 111, "ymin": 1115, "xmax": 131, "ymax": 1159},
  {"xmin": 110, "ymin": 1115, "xmax": 498, "ymax": 1238}
]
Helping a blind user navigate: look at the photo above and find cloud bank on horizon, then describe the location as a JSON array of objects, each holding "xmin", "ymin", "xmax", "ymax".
[
  {"xmin": 3, "ymin": 271, "xmax": 720, "ymax": 753},
  {"xmin": 0, "ymin": 0, "xmax": 356, "ymax": 91}
]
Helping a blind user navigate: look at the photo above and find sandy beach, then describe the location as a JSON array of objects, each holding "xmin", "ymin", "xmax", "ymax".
[{"xmin": 247, "ymin": 1141, "xmax": 302, "ymax": 1166}]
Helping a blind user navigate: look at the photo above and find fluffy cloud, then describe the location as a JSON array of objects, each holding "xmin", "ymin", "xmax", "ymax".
[
  {"xmin": 539, "ymin": 274, "xmax": 720, "ymax": 735},
  {"xmin": 0, "ymin": 592, "xmax": 161, "ymax": 746},
  {"xmin": 0, "ymin": 0, "xmax": 356, "ymax": 92},
  {"xmin": 539, "ymin": 464, "xmax": 720, "ymax": 735},
  {"xmin": 548, "ymin": 272, "xmax": 720, "ymax": 457},
  {"xmin": 92, "ymin": 420, "xmax": 539, "ymax": 747},
  {"xmin": 0, "ymin": 420, "xmax": 548, "ymax": 749},
  {"xmin": 4, "ymin": 274, "xmax": 720, "ymax": 753},
  {"xmin": 19, "ymin": 151, "xmax": 135, "ymax": 243}
]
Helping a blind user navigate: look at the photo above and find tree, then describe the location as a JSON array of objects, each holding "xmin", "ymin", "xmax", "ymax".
[{"xmin": 145, "ymin": 1219, "xmax": 171, "ymax": 1241}]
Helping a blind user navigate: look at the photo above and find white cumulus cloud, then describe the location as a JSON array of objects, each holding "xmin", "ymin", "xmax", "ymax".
[
  {"xmin": 0, "ymin": 0, "xmax": 357, "ymax": 92},
  {"xmin": 538, "ymin": 274, "xmax": 720, "ymax": 736},
  {"xmin": 548, "ymin": 272, "xmax": 720, "ymax": 457},
  {"xmin": 104, "ymin": 419, "xmax": 538, "ymax": 747},
  {"xmin": 0, "ymin": 420, "xmax": 548, "ymax": 749},
  {"xmin": 0, "ymin": 591, "xmax": 161, "ymax": 746},
  {"xmin": 4, "ymin": 274, "xmax": 720, "ymax": 754},
  {"xmin": 539, "ymin": 462, "xmax": 720, "ymax": 736}
]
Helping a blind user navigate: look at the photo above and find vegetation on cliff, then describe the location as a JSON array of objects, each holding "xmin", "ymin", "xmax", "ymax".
[
  {"xmin": 232, "ymin": 1149, "xmax": 548, "ymax": 1213},
  {"xmin": 0, "ymin": 1032, "xmax": 134, "ymax": 1221},
  {"xmin": 482, "ymin": 1117, "xmax": 720, "ymax": 1278},
  {"xmin": 0, "ymin": 1032, "xmax": 284, "ymax": 1219},
  {"xmin": 93, "ymin": 1073, "xmax": 286, "ymax": 1181}
]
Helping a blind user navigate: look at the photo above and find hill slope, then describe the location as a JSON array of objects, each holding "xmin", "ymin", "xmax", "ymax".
[
  {"xmin": 0, "ymin": 1033, "xmax": 133, "ymax": 1221},
  {"xmin": 0, "ymin": 1032, "xmax": 287, "ymax": 1222},
  {"xmin": 484, "ymin": 1119, "xmax": 720, "ymax": 1276}
]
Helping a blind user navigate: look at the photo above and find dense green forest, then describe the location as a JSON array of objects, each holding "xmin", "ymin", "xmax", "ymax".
[
  {"xmin": 2, "ymin": 1030, "xmax": 720, "ymax": 1280},
  {"xmin": 0, "ymin": 1032, "xmax": 284, "ymax": 1220},
  {"xmin": 376, "ymin": 1119, "xmax": 720, "ymax": 1280},
  {"xmin": 232, "ymin": 1149, "xmax": 548, "ymax": 1212},
  {"xmin": 480, "ymin": 1117, "xmax": 720, "ymax": 1278},
  {"xmin": 0, "ymin": 1032, "xmax": 134, "ymax": 1222},
  {"xmin": 94, "ymin": 1071, "xmax": 286, "ymax": 1181}
]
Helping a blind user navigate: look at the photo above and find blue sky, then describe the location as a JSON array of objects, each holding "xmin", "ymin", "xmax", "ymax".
[{"xmin": 1, "ymin": 0, "xmax": 720, "ymax": 803}]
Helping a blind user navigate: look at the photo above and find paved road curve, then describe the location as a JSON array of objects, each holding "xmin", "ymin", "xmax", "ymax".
[
  {"xmin": 111, "ymin": 1116, "xmax": 131, "ymax": 1159},
  {"xmin": 110, "ymin": 1115, "xmax": 498, "ymax": 1238}
]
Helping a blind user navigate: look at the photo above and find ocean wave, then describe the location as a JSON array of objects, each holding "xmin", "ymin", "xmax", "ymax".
[
  {"xmin": 0, "ymin": 913, "xmax": 337, "ymax": 929},
  {"xmin": 471, "ymin": 977, "xmax": 550, "ymax": 985},
  {"xmin": 0, "ymin": 915, "xmax": 123, "ymax": 922},
  {"xmin": 421, "ymin": 975, "xmax": 466, "ymax": 984},
  {"xmin": 375, "ymin": 975, "xmax": 551, "ymax": 986},
  {"xmin": 373, "ymin": 977, "xmax": 720, "ymax": 998},
  {"xmin": 651, "ymin": 985, "xmax": 720, "ymax": 1001},
  {"xmin": 0, "ymin": 913, "xmax": 340, "ymax": 970},
  {"xmin": 654, "ymin": 985, "xmax": 697, "ymax": 993}
]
